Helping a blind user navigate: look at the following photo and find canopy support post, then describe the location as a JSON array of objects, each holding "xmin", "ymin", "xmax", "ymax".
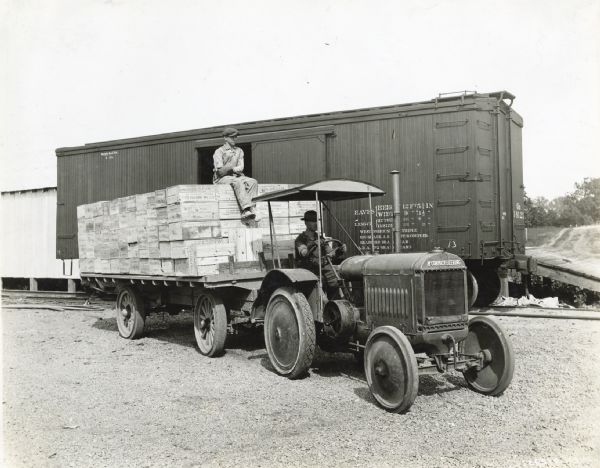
[
  {"xmin": 368, "ymin": 192, "xmax": 375, "ymax": 254},
  {"xmin": 268, "ymin": 202, "xmax": 281, "ymax": 269},
  {"xmin": 321, "ymin": 202, "xmax": 364, "ymax": 255},
  {"xmin": 316, "ymin": 192, "xmax": 323, "ymax": 308}
]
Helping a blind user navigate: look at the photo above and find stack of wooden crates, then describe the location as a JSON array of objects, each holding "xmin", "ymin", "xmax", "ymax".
[{"xmin": 77, "ymin": 184, "xmax": 315, "ymax": 276}]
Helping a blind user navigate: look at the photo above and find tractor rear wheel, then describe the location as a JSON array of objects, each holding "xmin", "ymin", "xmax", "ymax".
[
  {"xmin": 116, "ymin": 286, "xmax": 146, "ymax": 339},
  {"xmin": 364, "ymin": 326, "xmax": 419, "ymax": 413},
  {"xmin": 462, "ymin": 316, "xmax": 515, "ymax": 396},
  {"xmin": 264, "ymin": 287, "xmax": 316, "ymax": 379}
]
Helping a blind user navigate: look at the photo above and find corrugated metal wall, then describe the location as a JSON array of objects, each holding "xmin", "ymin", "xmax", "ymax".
[{"xmin": 2, "ymin": 188, "xmax": 80, "ymax": 278}]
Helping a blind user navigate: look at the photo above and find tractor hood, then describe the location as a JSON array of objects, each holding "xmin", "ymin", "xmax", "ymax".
[{"xmin": 339, "ymin": 250, "xmax": 466, "ymax": 280}]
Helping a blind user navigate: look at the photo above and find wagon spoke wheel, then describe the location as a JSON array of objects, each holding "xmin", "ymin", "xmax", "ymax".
[
  {"xmin": 462, "ymin": 316, "xmax": 515, "ymax": 396},
  {"xmin": 364, "ymin": 326, "xmax": 419, "ymax": 413},
  {"xmin": 194, "ymin": 292, "xmax": 227, "ymax": 357},
  {"xmin": 115, "ymin": 286, "xmax": 146, "ymax": 339},
  {"xmin": 264, "ymin": 287, "xmax": 316, "ymax": 379}
]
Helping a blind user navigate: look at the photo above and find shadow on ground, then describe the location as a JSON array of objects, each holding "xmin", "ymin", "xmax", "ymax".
[
  {"xmin": 352, "ymin": 373, "xmax": 466, "ymax": 410},
  {"xmin": 92, "ymin": 312, "xmax": 267, "ymax": 353}
]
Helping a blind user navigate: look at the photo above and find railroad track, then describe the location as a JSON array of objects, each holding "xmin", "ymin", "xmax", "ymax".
[
  {"xmin": 2, "ymin": 289, "xmax": 90, "ymax": 300},
  {"xmin": 3, "ymin": 290, "xmax": 598, "ymax": 320},
  {"xmin": 1, "ymin": 289, "xmax": 114, "ymax": 310},
  {"xmin": 471, "ymin": 306, "xmax": 600, "ymax": 321}
]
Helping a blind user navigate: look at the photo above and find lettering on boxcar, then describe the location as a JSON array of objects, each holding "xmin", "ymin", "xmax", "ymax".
[
  {"xmin": 353, "ymin": 202, "xmax": 433, "ymax": 253},
  {"xmin": 100, "ymin": 151, "xmax": 118, "ymax": 160}
]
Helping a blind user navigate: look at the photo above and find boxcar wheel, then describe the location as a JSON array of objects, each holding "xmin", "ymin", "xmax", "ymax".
[
  {"xmin": 264, "ymin": 287, "xmax": 316, "ymax": 379},
  {"xmin": 467, "ymin": 271, "xmax": 479, "ymax": 308},
  {"xmin": 194, "ymin": 292, "xmax": 228, "ymax": 357},
  {"xmin": 364, "ymin": 326, "xmax": 419, "ymax": 413},
  {"xmin": 462, "ymin": 316, "xmax": 515, "ymax": 396},
  {"xmin": 472, "ymin": 268, "xmax": 501, "ymax": 307},
  {"xmin": 116, "ymin": 286, "xmax": 146, "ymax": 339}
]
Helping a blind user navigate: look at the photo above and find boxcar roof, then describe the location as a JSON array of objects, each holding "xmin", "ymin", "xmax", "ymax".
[{"xmin": 56, "ymin": 90, "xmax": 517, "ymax": 155}]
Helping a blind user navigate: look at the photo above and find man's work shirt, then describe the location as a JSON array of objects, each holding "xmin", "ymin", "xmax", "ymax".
[
  {"xmin": 213, "ymin": 143, "xmax": 244, "ymax": 183},
  {"xmin": 294, "ymin": 230, "xmax": 333, "ymax": 272}
]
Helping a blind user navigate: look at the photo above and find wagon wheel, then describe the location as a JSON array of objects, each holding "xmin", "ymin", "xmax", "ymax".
[
  {"xmin": 462, "ymin": 316, "xmax": 515, "ymax": 396},
  {"xmin": 364, "ymin": 326, "xmax": 419, "ymax": 413},
  {"xmin": 264, "ymin": 287, "xmax": 316, "ymax": 379},
  {"xmin": 194, "ymin": 292, "xmax": 228, "ymax": 357},
  {"xmin": 116, "ymin": 286, "xmax": 146, "ymax": 339}
]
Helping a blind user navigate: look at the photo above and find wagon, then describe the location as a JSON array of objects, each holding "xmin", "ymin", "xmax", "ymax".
[{"xmin": 84, "ymin": 176, "xmax": 515, "ymax": 412}]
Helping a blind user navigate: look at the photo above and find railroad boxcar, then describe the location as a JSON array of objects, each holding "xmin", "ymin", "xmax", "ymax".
[{"xmin": 56, "ymin": 90, "xmax": 534, "ymax": 305}]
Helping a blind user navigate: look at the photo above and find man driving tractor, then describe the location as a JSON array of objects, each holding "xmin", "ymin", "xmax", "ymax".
[{"xmin": 294, "ymin": 210, "xmax": 347, "ymax": 299}]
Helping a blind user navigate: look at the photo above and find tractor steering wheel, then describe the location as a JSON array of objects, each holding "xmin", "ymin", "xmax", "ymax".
[
  {"xmin": 307, "ymin": 238, "xmax": 344, "ymax": 256},
  {"xmin": 327, "ymin": 238, "xmax": 345, "ymax": 256}
]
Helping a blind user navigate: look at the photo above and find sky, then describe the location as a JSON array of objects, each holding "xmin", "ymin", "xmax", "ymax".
[{"xmin": 1, "ymin": 0, "xmax": 599, "ymax": 199}]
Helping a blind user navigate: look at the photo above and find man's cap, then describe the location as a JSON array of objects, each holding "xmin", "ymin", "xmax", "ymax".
[
  {"xmin": 301, "ymin": 210, "xmax": 317, "ymax": 222},
  {"xmin": 222, "ymin": 127, "xmax": 239, "ymax": 138}
]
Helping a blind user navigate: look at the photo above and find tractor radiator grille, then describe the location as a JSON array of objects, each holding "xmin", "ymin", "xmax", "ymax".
[
  {"xmin": 424, "ymin": 270, "xmax": 466, "ymax": 317},
  {"xmin": 365, "ymin": 284, "xmax": 410, "ymax": 321}
]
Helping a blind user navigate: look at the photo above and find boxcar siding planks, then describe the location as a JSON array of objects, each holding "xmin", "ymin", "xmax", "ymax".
[
  {"xmin": 251, "ymin": 136, "xmax": 326, "ymax": 184},
  {"xmin": 56, "ymin": 93, "xmax": 524, "ymax": 261},
  {"xmin": 57, "ymin": 141, "xmax": 198, "ymax": 258}
]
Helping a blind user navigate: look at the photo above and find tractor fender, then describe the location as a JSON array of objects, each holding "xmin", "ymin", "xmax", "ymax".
[{"xmin": 254, "ymin": 269, "xmax": 320, "ymax": 320}]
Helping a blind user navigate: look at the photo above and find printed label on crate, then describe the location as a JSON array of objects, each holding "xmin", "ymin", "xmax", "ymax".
[
  {"xmin": 148, "ymin": 244, "xmax": 160, "ymax": 259},
  {"xmin": 255, "ymin": 201, "xmax": 289, "ymax": 218},
  {"xmin": 195, "ymin": 264, "xmax": 220, "ymax": 276},
  {"xmin": 173, "ymin": 258, "xmax": 195, "ymax": 276},
  {"xmin": 154, "ymin": 189, "xmax": 167, "ymax": 207},
  {"xmin": 161, "ymin": 259, "xmax": 174, "ymax": 275},
  {"xmin": 218, "ymin": 200, "xmax": 243, "ymax": 219},
  {"xmin": 166, "ymin": 185, "xmax": 227, "ymax": 204},
  {"xmin": 168, "ymin": 222, "xmax": 183, "ymax": 241},
  {"xmin": 127, "ymin": 242, "xmax": 139, "ymax": 258},
  {"xmin": 289, "ymin": 201, "xmax": 318, "ymax": 217},
  {"xmin": 148, "ymin": 259, "xmax": 162, "ymax": 275},
  {"xmin": 257, "ymin": 184, "xmax": 295, "ymax": 195},
  {"xmin": 130, "ymin": 258, "xmax": 140, "ymax": 274},
  {"xmin": 158, "ymin": 224, "xmax": 170, "ymax": 241},
  {"xmin": 195, "ymin": 255, "xmax": 230, "ymax": 266},
  {"xmin": 181, "ymin": 222, "xmax": 220, "ymax": 240},
  {"xmin": 135, "ymin": 193, "xmax": 150, "ymax": 211},
  {"xmin": 194, "ymin": 242, "xmax": 235, "ymax": 258},
  {"xmin": 167, "ymin": 202, "xmax": 219, "ymax": 222},
  {"xmin": 159, "ymin": 241, "xmax": 171, "ymax": 258}
]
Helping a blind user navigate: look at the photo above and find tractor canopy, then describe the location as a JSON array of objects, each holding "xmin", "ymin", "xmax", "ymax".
[{"xmin": 253, "ymin": 179, "xmax": 385, "ymax": 202}]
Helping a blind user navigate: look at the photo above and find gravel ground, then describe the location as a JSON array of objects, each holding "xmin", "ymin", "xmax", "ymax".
[{"xmin": 2, "ymin": 302, "xmax": 600, "ymax": 468}]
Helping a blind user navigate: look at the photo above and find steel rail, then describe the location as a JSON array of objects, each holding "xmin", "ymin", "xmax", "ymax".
[{"xmin": 470, "ymin": 308, "xmax": 600, "ymax": 321}]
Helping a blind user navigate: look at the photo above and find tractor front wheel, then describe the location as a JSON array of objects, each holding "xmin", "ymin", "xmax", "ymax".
[
  {"xmin": 364, "ymin": 326, "xmax": 419, "ymax": 413},
  {"xmin": 462, "ymin": 316, "xmax": 515, "ymax": 396}
]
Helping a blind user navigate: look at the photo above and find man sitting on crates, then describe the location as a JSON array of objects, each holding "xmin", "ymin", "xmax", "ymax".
[
  {"xmin": 213, "ymin": 127, "xmax": 258, "ymax": 220},
  {"xmin": 295, "ymin": 210, "xmax": 347, "ymax": 299}
]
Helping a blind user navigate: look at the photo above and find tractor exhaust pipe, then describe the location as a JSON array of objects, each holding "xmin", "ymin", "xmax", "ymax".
[{"xmin": 391, "ymin": 170, "xmax": 401, "ymax": 253}]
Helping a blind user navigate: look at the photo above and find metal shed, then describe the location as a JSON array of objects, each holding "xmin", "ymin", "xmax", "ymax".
[{"xmin": 2, "ymin": 187, "xmax": 80, "ymax": 286}]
